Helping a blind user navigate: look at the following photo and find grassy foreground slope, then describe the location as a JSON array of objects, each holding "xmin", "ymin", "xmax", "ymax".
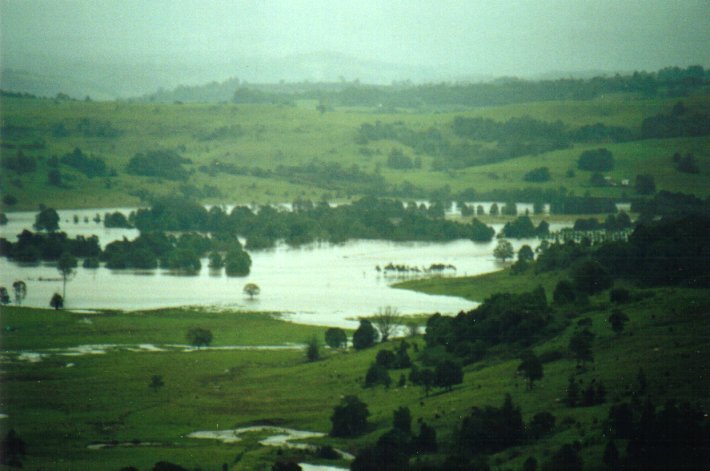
[
  {"xmin": 2, "ymin": 91, "xmax": 709, "ymax": 211},
  {"xmin": 2, "ymin": 280, "xmax": 709, "ymax": 469}
]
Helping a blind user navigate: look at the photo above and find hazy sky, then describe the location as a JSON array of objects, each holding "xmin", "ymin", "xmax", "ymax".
[{"xmin": 2, "ymin": 0, "xmax": 710, "ymax": 81}]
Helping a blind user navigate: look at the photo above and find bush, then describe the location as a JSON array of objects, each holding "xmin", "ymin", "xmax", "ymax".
[
  {"xmin": 609, "ymin": 287, "xmax": 630, "ymax": 304},
  {"xmin": 523, "ymin": 167, "xmax": 551, "ymax": 182},
  {"xmin": 325, "ymin": 327, "xmax": 347, "ymax": 349},
  {"xmin": 364, "ymin": 363, "xmax": 391, "ymax": 388},
  {"xmin": 528, "ymin": 411, "xmax": 556, "ymax": 439}
]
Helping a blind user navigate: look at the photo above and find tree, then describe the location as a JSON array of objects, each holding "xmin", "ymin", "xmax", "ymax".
[
  {"xmin": 364, "ymin": 362, "xmax": 391, "ymax": 388},
  {"xmin": 635, "ymin": 174, "xmax": 656, "ymax": 195},
  {"xmin": 47, "ymin": 168, "xmax": 63, "ymax": 186},
  {"xmin": 393, "ymin": 406, "xmax": 412, "ymax": 434},
  {"xmin": 243, "ymin": 283, "xmax": 260, "ymax": 299},
  {"xmin": 57, "ymin": 251, "xmax": 77, "ymax": 300},
  {"xmin": 543, "ymin": 443, "xmax": 582, "ymax": 471},
  {"xmin": 0, "ymin": 287, "xmax": 9, "ymax": 305},
  {"xmin": 330, "ymin": 395, "xmax": 369, "ymax": 437},
  {"xmin": 603, "ymin": 441, "xmax": 620, "ymax": 470},
  {"xmin": 553, "ymin": 279, "xmax": 576, "ymax": 304},
  {"xmin": 578, "ymin": 148, "xmax": 614, "ymax": 172},
  {"xmin": 571, "ymin": 259, "xmax": 612, "ymax": 295},
  {"xmin": 306, "ymin": 335, "xmax": 320, "ymax": 362},
  {"xmin": 353, "ymin": 319, "xmax": 378, "ymax": 350},
  {"xmin": 208, "ymin": 251, "xmax": 224, "ymax": 269},
  {"xmin": 371, "ymin": 306, "xmax": 401, "ymax": 342},
  {"xmin": 0, "ymin": 429, "xmax": 26, "ymax": 467},
  {"xmin": 608, "ymin": 309, "xmax": 629, "ymax": 333},
  {"xmin": 518, "ymin": 351, "xmax": 544, "ymax": 390},
  {"xmin": 12, "ymin": 280, "xmax": 27, "ymax": 305},
  {"xmin": 225, "ymin": 248, "xmax": 252, "ymax": 276},
  {"xmin": 149, "ymin": 375, "xmax": 164, "ymax": 392},
  {"xmin": 325, "ymin": 327, "xmax": 347, "ymax": 349},
  {"xmin": 34, "ymin": 207, "xmax": 60, "ymax": 231},
  {"xmin": 518, "ymin": 245, "xmax": 535, "ymax": 263},
  {"xmin": 566, "ymin": 376, "xmax": 579, "ymax": 406},
  {"xmin": 569, "ymin": 330, "xmax": 594, "ymax": 367},
  {"xmin": 493, "ymin": 239, "xmax": 514, "ymax": 262},
  {"xmin": 434, "ymin": 359, "xmax": 463, "ymax": 391},
  {"xmin": 50, "ymin": 292, "xmax": 64, "ymax": 310},
  {"xmin": 186, "ymin": 327, "xmax": 213, "ymax": 348}
]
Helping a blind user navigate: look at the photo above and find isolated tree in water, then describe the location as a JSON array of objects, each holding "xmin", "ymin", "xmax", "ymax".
[
  {"xmin": 57, "ymin": 251, "xmax": 77, "ymax": 300},
  {"xmin": 243, "ymin": 283, "xmax": 260, "ymax": 300},
  {"xmin": 12, "ymin": 280, "xmax": 27, "ymax": 305},
  {"xmin": 0, "ymin": 287, "xmax": 9, "ymax": 305},
  {"xmin": 50, "ymin": 292, "xmax": 64, "ymax": 310},
  {"xmin": 493, "ymin": 239, "xmax": 514, "ymax": 262}
]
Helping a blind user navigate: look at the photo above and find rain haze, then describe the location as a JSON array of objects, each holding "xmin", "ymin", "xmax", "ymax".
[{"xmin": 2, "ymin": 0, "xmax": 709, "ymax": 97}]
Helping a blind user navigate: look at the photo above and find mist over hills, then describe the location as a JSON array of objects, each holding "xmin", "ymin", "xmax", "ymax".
[{"xmin": 1, "ymin": 50, "xmax": 636, "ymax": 101}]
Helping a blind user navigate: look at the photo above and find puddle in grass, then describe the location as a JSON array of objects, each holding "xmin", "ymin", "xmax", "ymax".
[
  {"xmin": 188, "ymin": 426, "xmax": 354, "ymax": 460},
  {"xmin": 3, "ymin": 343, "xmax": 305, "ymax": 363}
]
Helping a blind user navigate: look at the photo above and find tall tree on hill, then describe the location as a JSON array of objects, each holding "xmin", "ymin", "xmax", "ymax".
[{"xmin": 518, "ymin": 350, "xmax": 544, "ymax": 390}]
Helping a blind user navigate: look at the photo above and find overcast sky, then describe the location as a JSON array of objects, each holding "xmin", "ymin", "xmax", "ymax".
[{"xmin": 2, "ymin": 0, "xmax": 709, "ymax": 83}]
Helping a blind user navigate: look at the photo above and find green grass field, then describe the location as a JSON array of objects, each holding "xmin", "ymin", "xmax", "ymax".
[
  {"xmin": 2, "ymin": 92, "xmax": 709, "ymax": 211},
  {"xmin": 2, "ymin": 279, "xmax": 709, "ymax": 470}
]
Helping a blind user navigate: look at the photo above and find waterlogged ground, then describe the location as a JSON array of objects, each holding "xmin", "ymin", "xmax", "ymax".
[{"xmin": 1, "ymin": 207, "xmax": 564, "ymax": 328}]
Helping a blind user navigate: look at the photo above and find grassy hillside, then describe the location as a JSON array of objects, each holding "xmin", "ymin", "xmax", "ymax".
[
  {"xmin": 1, "ymin": 91, "xmax": 709, "ymax": 211},
  {"xmin": 2, "ymin": 280, "xmax": 709, "ymax": 469}
]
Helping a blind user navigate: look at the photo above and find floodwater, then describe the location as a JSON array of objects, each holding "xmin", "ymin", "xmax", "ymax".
[{"xmin": 1, "ymin": 208, "xmax": 565, "ymax": 328}]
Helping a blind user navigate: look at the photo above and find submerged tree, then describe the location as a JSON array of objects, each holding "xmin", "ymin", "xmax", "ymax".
[
  {"xmin": 12, "ymin": 280, "xmax": 27, "ymax": 306},
  {"xmin": 57, "ymin": 251, "xmax": 77, "ymax": 300},
  {"xmin": 493, "ymin": 239, "xmax": 514, "ymax": 262},
  {"xmin": 371, "ymin": 306, "xmax": 401, "ymax": 342},
  {"xmin": 243, "ymin": 283, "xmax": 260, "ymax": 300}
]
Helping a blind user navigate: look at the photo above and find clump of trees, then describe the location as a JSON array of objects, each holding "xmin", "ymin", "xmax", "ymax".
[
  {"xmin": 425, "ymin": 286, "xmax": 550, "ymax": 364},
  {"xmin": 126, "ymin": 149, "xmax": 191, "ymax": 180}
]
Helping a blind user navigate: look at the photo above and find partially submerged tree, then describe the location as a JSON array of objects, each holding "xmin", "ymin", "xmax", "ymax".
[
  {"xmin": 493, "ymin": 239, "xmax": 514, "ymax": 262},
  {"xmin": 371, "ymin": 306, "xmax": 401, "ymax": 342},
  {"xmin": 57, "ymin": 251, "xmax": 77, "ymax": 300},
  {"xmin": 12, "ymin": 280, "xmax": 27, "ymax": 305},
  {"xmin": 243, "ymin": 282, "xmax": 260, "ymax": 300},
  {"xmin": 0, "ymin": 287, "xmax": 9, "ymax": 305}
]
